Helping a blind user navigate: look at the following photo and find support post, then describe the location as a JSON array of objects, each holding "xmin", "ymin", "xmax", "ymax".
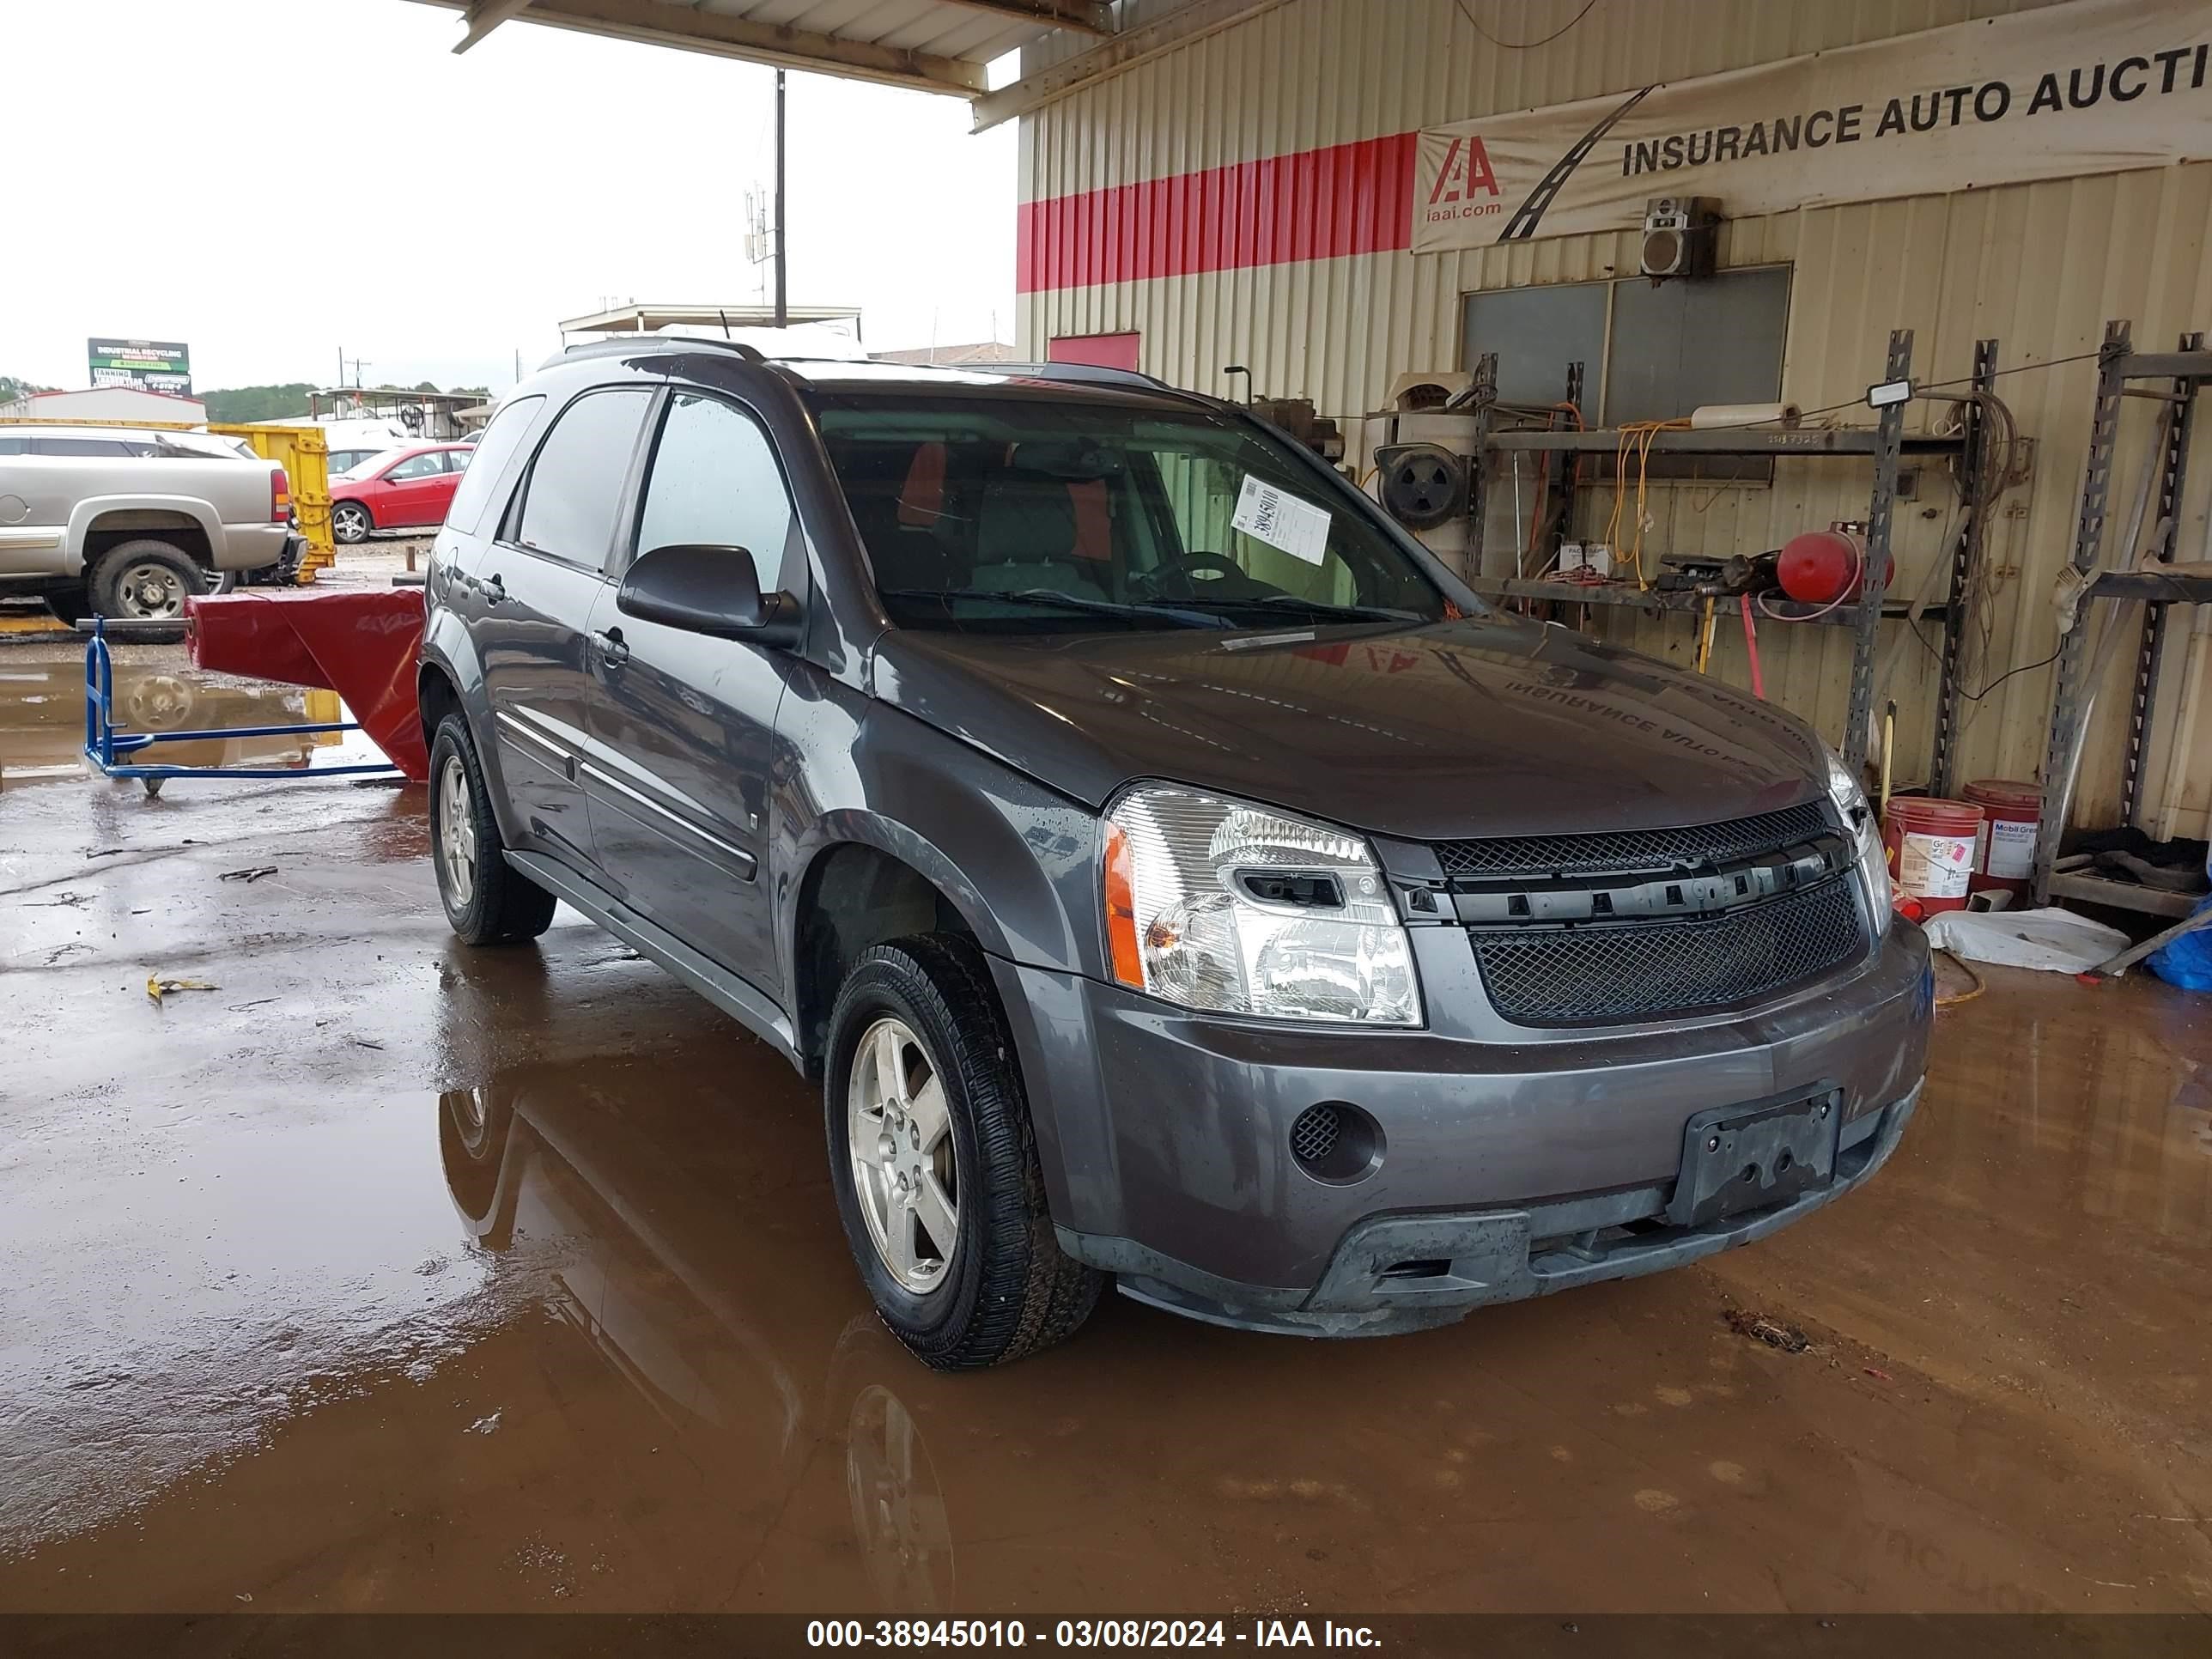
[
  {"xmin": 1464, "ymin": 352, "xmax": 1498, "ymax": 583},
  {"xmin": 1844, "ymin": 330, "xmax": 1909, "ymax": 774},
  {"xmin": 773, "ymin": 68, "xmax": 788, "ymax": 329},
  {"xmin": 1930, "ymin": 338, "xmax": 1996, "ymax": 799},
  {"xmin": 2118, "ymin": 329, "xmax": 2202, "ymax": 824},
  {"xmin": 2032, "ymin": 319, "xmax": 2133, "ymax": 906},
  {"xmin": 1536, "ymin": 360, "xmax": 1584, "ymax": 573}
]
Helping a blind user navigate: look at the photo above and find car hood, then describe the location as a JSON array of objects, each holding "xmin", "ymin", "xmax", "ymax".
[{"xmin": 872, "ymin": 617, "xmax": 1829, "ymax": 843}]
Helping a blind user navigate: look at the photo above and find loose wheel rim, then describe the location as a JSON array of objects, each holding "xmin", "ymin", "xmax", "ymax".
[
  {"xmin": 116, "ymin": 562, "xmax": 187, "ymax": 619},
  {"xmin": 437, "ymin": 752, "xmax": 477, "ymax": 908},
  {"xmin": 847, "ymin": 1016, "xmax": 959, "ymax": 1294}
]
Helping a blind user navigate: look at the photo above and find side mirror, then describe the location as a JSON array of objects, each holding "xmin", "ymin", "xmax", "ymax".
[{"xmin": 617, "ymin": 543, "xmax": 802, "ymax": 647}]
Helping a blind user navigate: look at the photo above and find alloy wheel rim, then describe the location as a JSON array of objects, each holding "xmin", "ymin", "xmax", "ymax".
[
  {"xmin": 117, "ymin": 562, "xmax": 186, "ymax": 619},
  {"xmin": 847, "ymin": 1016, "xmax": 959, "ymax": 1294},
  {"xmin": 336, "ymin": 506, "xmax": 367, "ymax": 540},
  {"xmin": 438, "ymin": 753, "xmax": 477, "ymax": 907}
]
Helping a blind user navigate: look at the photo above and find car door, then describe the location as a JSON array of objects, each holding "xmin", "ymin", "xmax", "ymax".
[
  {"xmin": 578, "ymin": 389, "xmax": 803, "ymax": 989},
  {"xmin": 375, "ymin": 450, "xmax": 447, "ymax": 526},
  {"xmin": 428, "ymin": 447, "xmax": 471, "ymax": 524},
  {"xmin": 475, "ymin": 386, "xmax": 655, "ymax": 873}
]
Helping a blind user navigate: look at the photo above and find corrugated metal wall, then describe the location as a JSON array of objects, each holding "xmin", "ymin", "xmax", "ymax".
[{"xmin": 1016, "ymin": 0, "xmax": 2212, "ymax": 838}]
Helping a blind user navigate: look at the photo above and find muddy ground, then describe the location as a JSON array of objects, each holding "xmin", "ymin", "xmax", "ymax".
[{"xmin": 1, "ymin": 646, "xmax": 2208, "ymax": 1617}]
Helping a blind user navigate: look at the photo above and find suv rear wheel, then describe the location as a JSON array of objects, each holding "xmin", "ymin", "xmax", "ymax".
[
  {"xmin": 428, "ymin": 714, "xmax": 558, "ymax": 945},
  {"xmin": 88, "ymin": 539, "xmax": 205, "ymax": 627},
  {"xmin": 826, "ymin": 934, "xmax": 1102, "ymax": 1369}
]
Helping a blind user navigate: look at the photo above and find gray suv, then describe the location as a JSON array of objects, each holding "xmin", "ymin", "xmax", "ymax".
[{"xmin": 419, "ymin": 339, "xmax": 1931, "ymax": 1370}]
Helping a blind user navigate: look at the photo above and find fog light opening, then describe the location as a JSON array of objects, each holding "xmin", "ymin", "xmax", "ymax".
[
  {"xmin": 1289, "ymin": 1102, "xmax": 1383, "ymax": 1184},
  {"xmin": 1380, "ymin": 1257, "xmax": 1451, "ymax": 1280}
]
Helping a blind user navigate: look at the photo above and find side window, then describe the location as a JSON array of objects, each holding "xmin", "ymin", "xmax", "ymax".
[
  {"xmin": 512, "ymin": 387, "xmax": 653, "ymax": 568},
  {"xmin": 445, "ymin": 394, "xmax": 544, "ymax": 536},
  {"xmin": 445, "ymin": 448, "xmax": 471, "ymax": 473},
  {"xmin": 33, "ymin": 438, "xmax": 133, "ymax": 457},
  {"xmin": 386, "ymin": 452, "xmax": 444, "ymax": 482},
  {"xmin": 633, "ymin": 392, "xmax": 795, "ymax": 585}
]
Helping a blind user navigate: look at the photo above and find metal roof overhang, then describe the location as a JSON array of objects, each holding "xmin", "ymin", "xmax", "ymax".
[
  {"xmin": 410, "ymin": 0, "xmax": 1285, "ymax": 129},
  {"xmin": 558, "ymin": 301, "xmax": 863, "ymax": 336},
  {"xmin": 410, "ymin": 0, "xmax": 1109, "ymax": 97}
]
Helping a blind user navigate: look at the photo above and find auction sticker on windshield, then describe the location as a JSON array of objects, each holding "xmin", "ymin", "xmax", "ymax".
[{"xmin": 1232, "ymin": 475, "xmax": 1330, "ymax": 566}]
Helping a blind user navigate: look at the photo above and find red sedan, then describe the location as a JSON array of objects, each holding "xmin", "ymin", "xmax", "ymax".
[{"xmin": 330, "ymin": 442, "xmax": 474, "ymax": 544}]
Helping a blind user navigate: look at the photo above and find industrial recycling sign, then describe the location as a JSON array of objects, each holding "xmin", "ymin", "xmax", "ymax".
[
  {"xmin": 1413, "ymin": 0, "xmax": 2212, "ymax": 252},
  {"xmin": 87, "ymin": 337, "xmax": 192, "ymax": 397}
]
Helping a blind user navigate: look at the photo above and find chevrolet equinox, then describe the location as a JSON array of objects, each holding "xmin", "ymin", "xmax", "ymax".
[{"xmin": 418, "ymin": 338, "xmax": 1932, "ymax": 1369}]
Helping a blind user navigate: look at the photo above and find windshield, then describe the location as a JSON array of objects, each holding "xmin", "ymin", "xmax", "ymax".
[
  {"xmin": 815, "ymin": 393, "xmax": 1451, "ymax": 634},
  {"xmin": 339, "ymin": 447, "xmax": 407, "ymax": 478}
]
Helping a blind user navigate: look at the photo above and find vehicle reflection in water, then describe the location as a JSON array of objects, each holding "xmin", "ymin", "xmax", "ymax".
[
  {"xmin": 435, "ymin": 1073, "xmax": 954, "ymax": 1615},
  {"xmin": 0, "ymin": 661, "xmax": 385, "ymax": 782}
]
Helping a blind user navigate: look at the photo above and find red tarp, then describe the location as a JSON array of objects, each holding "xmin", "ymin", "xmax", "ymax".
[{"xmin": 186, "ymin": 589, "xmax": 428, "ymax": 781}]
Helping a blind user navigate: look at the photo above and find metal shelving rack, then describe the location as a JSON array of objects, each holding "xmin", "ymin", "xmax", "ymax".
[
  {"xmin": 2032, "ymin": 320, "xmax": 2212, "ymax": 916},
  {"xmin": 1460, "ymin": 330, "xmax": 1998, "ymax": 777}
]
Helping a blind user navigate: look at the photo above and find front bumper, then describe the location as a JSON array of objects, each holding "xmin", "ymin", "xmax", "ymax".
[
  {"xmin": 1116, "ymin": 1082, "xmax": 1918, "ymax": 1335},
  {"xmin": 990, "ymin": 916, "xmax": 1931, "ymax": 1336}
]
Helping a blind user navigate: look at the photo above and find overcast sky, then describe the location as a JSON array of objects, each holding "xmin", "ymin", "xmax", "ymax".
[{"xmin": 2, "ymin": 0, "xmax": 1018, "ymax": 395}]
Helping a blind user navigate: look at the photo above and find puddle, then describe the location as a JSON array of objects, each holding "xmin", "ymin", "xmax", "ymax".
[
  {"xmin": 0, "ymin": 660, "xmax": 389, "ymax": 784},
  {"xmin": 2, "ymin": 765, "xmax": 2209, "ymax": 1614}
]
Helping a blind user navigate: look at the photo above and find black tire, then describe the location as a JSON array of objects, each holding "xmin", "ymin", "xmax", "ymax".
[
  {"xmin": 825, "ymin": 933, "xmax": 1102, "ymax": 1370},
  {"xmin": 428, "ymin": 713, "xmax": 558, "ymax": 945},
  {"xmin": 41, "ymin": 582, "xmax": 91, "ymax": 625},
  {"xmin": 88, "ymin": 538, "xmax": 205, "ymax": 634},
  {"xmin": 331, "ymin": 500, "xmax": 373, "ymax": 544}
]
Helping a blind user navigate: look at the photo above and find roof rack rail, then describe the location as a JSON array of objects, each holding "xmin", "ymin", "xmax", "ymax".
[
  {"xmin": 987, "ymin": 361, "xmax": 1178, "ymax": 392},
  {"xmin": 543, "ymin": 336, "xmax": 769, "ymax": 371}
]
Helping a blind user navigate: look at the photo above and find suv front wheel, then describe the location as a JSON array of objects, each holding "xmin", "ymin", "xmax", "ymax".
[{"xmin": 826, "ymin": 935, "xmax": 1102, "ymax": 1369}]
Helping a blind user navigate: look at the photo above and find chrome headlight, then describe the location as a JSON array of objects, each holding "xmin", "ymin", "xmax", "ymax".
[
  {"xmin": 1102, "ymin": 784, "xmax": 1421, "ymax": 1025},
  {"xmin": 1825, "ymin": 746, "xmax": 1891, "ymax": 935}
]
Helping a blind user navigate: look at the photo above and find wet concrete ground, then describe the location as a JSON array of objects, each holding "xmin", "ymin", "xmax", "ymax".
[{"xmin": 2, "ymin": 653, "xmax": 2209, "ymax": 1617}]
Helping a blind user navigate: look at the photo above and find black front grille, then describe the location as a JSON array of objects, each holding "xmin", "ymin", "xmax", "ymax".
[
  {"xmin": 1435, "ymin": 800, "xmax": 1832, "ymax": 879},
  {"xmin": 1470, "ymin": 878, "xmax": 1866, "ymax": 1027}
]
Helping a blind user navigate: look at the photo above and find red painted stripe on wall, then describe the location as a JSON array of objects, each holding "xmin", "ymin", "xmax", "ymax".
[{"xmin": 1017, "ymin": 131, "xmax": 1419, "ymax": 295}]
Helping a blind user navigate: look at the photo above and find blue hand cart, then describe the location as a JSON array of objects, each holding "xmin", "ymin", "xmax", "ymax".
[{"xmin": 82, "ymin": 617, "xmax": 404, "ymax": 797}]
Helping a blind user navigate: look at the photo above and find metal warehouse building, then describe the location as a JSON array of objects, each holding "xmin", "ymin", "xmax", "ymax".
[
  {"xmin": 418, "ymin": 0, "xmax": 2209, "ymax": 855},
  {"xmin": 1007, "ymin": 0, "xmax": 2212, "ymax": 848}
]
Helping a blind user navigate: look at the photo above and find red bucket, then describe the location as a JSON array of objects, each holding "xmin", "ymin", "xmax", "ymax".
[
  {"xmin": 1882, "ymin": 797, "xmax": 1984, "ymax": 915},
  {"xmin": 1962, "ymin": 779, "xmax": 2041, "ymax": 898}
]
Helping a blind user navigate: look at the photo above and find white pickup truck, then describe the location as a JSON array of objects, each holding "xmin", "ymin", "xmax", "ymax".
[{"xmin": 0, "ymin": 424, "xmax": 301, "ymax": 626}]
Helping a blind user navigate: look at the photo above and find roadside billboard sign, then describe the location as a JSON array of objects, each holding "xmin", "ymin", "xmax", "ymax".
[{"xmin": 88, "ymin": 338, "xmax": 193, "ymax": 397}]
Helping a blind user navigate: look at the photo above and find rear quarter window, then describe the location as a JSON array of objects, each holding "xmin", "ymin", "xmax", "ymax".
[{"xmin": 444, "ymin": 395, "xmax": 544, "ymax": 536}]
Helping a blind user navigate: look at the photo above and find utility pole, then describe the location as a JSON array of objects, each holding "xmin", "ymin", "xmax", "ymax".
[{"xmin": 773, "ymin": 67, "xmax": 787, "ymax": 328}]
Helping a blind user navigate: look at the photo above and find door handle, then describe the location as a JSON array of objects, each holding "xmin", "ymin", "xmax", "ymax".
[
  {"xmin": 594, "ymin": 627, "xmax": 630, "ymax": 668},
  {"xmin": 483, "ymin": 571, "xmax": 507, "ymax": 605}
]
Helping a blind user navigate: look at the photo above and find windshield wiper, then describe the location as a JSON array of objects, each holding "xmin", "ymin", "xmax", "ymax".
[
  {"xmin": 1169, "ymin": 593, "xmax": 1415, "ymax": 623},
  {"xmin": 878, "ymin": 587, "xmax": 1231, "ymax": 629}
]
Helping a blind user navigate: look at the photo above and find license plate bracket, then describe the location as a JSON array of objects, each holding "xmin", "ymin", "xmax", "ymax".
[{"xmin": 1667, "ymin": 1085, "xmax": 1843, "ymax": 1229}]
